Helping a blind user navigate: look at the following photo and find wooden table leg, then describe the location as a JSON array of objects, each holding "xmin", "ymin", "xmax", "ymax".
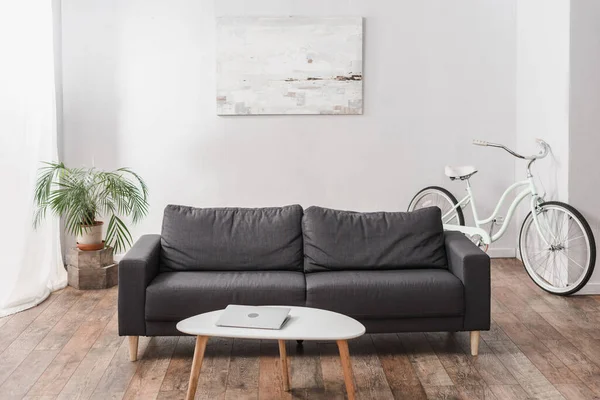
[
  {"xmin": 186, "ymin": 336, "xmax": 209, "ymax": 400},
  {"xmin": 278, "ymin": 340, "xmax": 290, "ymax": 391},
  {"xmin": 337, "ymin": 340, "xmax": 356, "ymax": 400}
]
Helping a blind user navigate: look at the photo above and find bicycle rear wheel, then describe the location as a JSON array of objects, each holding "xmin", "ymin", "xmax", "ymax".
[
  {"xmin": 519, "ymin": 201, "xmax": 596, "ymax": 295},
  {"xmin": 408, "ymin": 186, "xmax": 464, "ymax": 225}
]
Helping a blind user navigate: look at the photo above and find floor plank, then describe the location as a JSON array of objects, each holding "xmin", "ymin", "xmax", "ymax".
[
  {"xmin": 224, "ymin": 339, "xmax": 260, "ymax": 400},
  {"xmin": 0, "ymin": 314, "xmax": 13, "ymax": 330},
  {"xmin": 318, "ymin": 342, "xmax": 346, "ymax": 400},
  {"xmin": 27, "ymin": 314, "xmax": 112, "ymax": 396},
  {"xmin": 493, "ymin": 287, "xmax": 533, "ymax": 315},
  {"xmin": 486, "ymin": 340, "xmax": 564, "ymax": 399},
  {"xmin": 425, "ymin": 332, "xmax": 488, "ymax": 394},
  {"xmin": 371, "ymin": 333, "xmax": 427, "ymax": 399},
  {"xmin": 57, "ymin": 346, "xmax": 118, "ymax": 400},
  {"xmin": 288, "ymin": 340, "xmax": 324, "ymax": 399},
  {"xmin": 195, "ymin": 337, "xmax": 232, "ymax": 400},
  {"xmin": 35, "ymin": 290, "xmax": 108, "ymax": 351},
  {"xmin": 453, "ymin": 333, "xmax": 518, "ymax": 387},
  {"xmin": 0, "ymin": 291, "xmax": 62, "ymax": 354},
  {"xmin": 0, "ymin": 349, "xmax": 59, "ymax": 399},
  {"xmin": 348, "ymin": 335, "xmax": 394, "ymax": 400},
  {"xmin": 555, "ymin": 383, "xmax": 600, "ymax": 400},
  {"xmin": 122, "ymin": 337, "xmax": 177, "ymax": 400},
  {"xmin": 0, "ymin": 289, "xmax": 83, "ymax": 387},
  {"xmin": 492, "ymin": 311, "xmax": 581, "ymax": 385},
  {"xmin": 398, "ymin": 333, "xmax": 454, "ymax": 388},
  {"xmin": 159, "ymin": 336, "xmax": 195, "ymax": 393},
  {"xmin": 258, "ymin": 340, "xmax": 291, "ymax": 400},
  {"xmin": 488, "ymin": 384, "xmax": 532, "ymax": 400},
  {"xmin": 543, "ymin": 339, "xmax": 600, "ymax": 396},
  {"xmin": 480, "ymin": 321, "xmax": 511, "ymax": 342},
  {"xmin": 91, "ymin": 336, "xmax": 152, "ymax": 399},
  {"xmin": 456, "ymin": 384, "xmax": 498, "ymax": 400},
  {"xmin": 512, "ymin": 308, "xmax": 565, "ymax": 341},
  {"xmin": 422, "ymin": 385, "xmax": 462, "ymax": 400}
]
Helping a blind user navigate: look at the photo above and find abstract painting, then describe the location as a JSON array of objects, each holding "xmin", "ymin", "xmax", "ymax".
[{"xmin": 216, "ymin": 17, "xmax": 363, "ymax": 115}]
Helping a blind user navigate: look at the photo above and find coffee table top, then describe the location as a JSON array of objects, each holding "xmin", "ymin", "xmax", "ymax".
[{"xmin": 176, "ymin": 306, "xmax": 366, "ymax": 341}]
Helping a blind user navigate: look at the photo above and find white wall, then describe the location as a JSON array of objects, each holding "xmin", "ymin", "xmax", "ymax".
[
  {"xmin": 514, "ymin": 0, "xmax": 570, "ymax": 263},
  {"xmin": 516, "ymin": 0, "xmax": 570, "ymax": 205},
  {"xmin": 569, "ymin": 0, "xmax": 600, "ymax": 293},
  {"xmin": 60, "ymin": 0, "xmax": 518, "ymax": 253}
]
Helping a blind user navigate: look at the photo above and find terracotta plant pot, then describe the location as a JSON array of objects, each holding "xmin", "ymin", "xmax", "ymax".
[{"xmin": 76, "ymin": 221, "xmax": 104, "ymax": 251}]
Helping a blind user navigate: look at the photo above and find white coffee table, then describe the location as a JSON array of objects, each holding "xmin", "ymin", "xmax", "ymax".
[{"xmin": 176, "ymin": 306, "xmax": 366, "ymax": 400}]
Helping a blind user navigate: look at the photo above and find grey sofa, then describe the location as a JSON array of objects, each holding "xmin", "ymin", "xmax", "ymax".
[{"xmin": 119, "ymin": 204, "xmax": 490, "ymax": 361}]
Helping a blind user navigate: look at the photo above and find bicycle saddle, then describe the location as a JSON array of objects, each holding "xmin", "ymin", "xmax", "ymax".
[{"xmin": 445, "ymin": 165, "xmax": 478, "ymax": 180}]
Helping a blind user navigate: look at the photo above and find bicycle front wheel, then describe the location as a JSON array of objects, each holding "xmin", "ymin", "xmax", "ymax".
[{"xmin": 519, "ymin": 201, "xmax": 596, "ymax": 295}]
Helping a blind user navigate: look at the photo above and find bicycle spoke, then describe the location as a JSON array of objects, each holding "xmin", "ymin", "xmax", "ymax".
[
  {"xmin": 540, "ymin": 255, "xmax": 555, "ymax": 285},
  {"xmin": 439, "ymin": 197, "xmax": 455, "ymax": 223},
  {"xmin": 558, "ymin": 213, "xmax": 571, "ymax": 245},
  {"xmin": 556, "ymin": 212, "xmax": 566, "ymax": 242},
  {"xmin": 559, "ymin": 216, "xmax": 571, "ymax": 245},
  {"xmin": 526, "ymin": 247, "xmax": 549, "ymax": 259},
  {"xmin": 527, "ymin": 245, "xmax": 550, "ymax": 261},
  {"xmin": 550, "ymin": 253, "xmax": 559, "ymax": 287},
  {"xmin": 556, "ymin": 254, "xmax": 567, "ymax": 286},
  {"xmin": 543, "ymin": 215, "xmax": 557, "ymax": 242},
  {"xmin": 538, "ymin": 211, "xmax": 559, "ymax": 244},
  {"xmin": 557, "ymin": 253, "xmax": 568, "ymax": 288},
  {"xmin": 563, "ymin": 253, "xmax": 584, "ymax": 270},
  {"xmin": 552, "ymin": 252, "xmax": 569, "ymax": 287},
  {"xmin": 532, "ymin": 251, "xmax": 552, "ymax": 275},
  {"xmin": 438, "ymin": 194, "xmax": 449, "ymax": 211},
  {"xmin": 560, "ymin": 215, "xmax": 572, "ymax": 244},
  {"xmin": 439, "ymin": 197, "xmax": 458, "ymax": 224},
  {"xmin": 557, "ymin": 249, "xmax": 586, "ymax": 270},
  {"xmin": 564, "ymin": 243, "xmax": 586, "ymax": 251},
  {"xmin": 563, "ymin": 235, "xmax": 585, "ymax": 245}
]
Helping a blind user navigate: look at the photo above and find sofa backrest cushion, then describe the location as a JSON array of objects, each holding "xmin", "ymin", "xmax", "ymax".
[
  {"xmin": 160, "ymin": 204, "xmax": 304, "ymax": 272},
  {"xmin": 302, "ymin": 206, "xmax": 447, "ymax": 272}
]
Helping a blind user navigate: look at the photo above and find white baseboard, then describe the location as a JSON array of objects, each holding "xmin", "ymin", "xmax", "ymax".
[
  {"xmin": 487, "ymin": 248, "xmax": 516, "ymax": 258},
  {"xmin": 573, "ymin": 283, "xmax": 600, "ymax": 295}
]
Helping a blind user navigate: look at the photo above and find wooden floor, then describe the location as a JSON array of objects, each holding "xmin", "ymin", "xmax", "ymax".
[{"xmin": 2, "ymin": 259, "xmax": 600, "ymax": 400}]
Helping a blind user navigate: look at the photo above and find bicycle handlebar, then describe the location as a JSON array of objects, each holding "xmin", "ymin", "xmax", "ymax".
[{"xmin": 472, "ymin": 139, "xmax": 550, "ymax": 160}]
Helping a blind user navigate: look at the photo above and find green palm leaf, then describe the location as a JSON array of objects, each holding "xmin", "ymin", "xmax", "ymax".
[{"xmin": 33, "ymin": 162, "xmax": 149, "ymax": 252}]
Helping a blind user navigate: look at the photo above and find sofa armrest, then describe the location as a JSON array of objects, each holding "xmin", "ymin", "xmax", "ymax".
[
  {"xmin": 118, "ymin": 234, "xmax": 161, "ymax": 336},
  {"xmin": 445, "ymin": 231, "xmax": 491, "ymax": 331}
]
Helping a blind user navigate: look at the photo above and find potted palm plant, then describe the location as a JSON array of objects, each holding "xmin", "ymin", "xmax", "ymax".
[{"xmin": 34, "ymin": 162, "xmax": 149, "ymax": 252}]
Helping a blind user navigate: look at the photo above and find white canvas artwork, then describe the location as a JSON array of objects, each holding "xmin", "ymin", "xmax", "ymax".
[{"xmin": 216, "ymin": 17, "xmax": 363, "ymax": 115}]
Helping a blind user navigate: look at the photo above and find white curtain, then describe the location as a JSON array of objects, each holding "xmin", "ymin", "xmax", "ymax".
[{"xmin": 0, "ymin": 1, "xmax": 67, "ymax": 316}]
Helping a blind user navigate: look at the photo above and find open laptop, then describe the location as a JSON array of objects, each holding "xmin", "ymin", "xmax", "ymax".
[{"xmin": 215, "ymin": 305, "xmax": 291, "ymax": 330}]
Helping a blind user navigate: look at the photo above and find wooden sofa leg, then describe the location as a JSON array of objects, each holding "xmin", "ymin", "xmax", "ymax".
[
  {"xmin": 470, "ymin": 331, "xmax": 480, "ymax": 356},
  {"xmin": 129, "ymin": 336, "xmax": 139, "ymax": 361}
]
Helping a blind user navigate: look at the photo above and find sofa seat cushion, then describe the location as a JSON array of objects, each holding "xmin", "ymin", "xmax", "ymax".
[
  {"xmin": 146, "ymin": 271, "xmax": 306, "ymax": 322},
  {"xmin": 302, "ymin": 206, "xmax": 447, "ymax": 272},
  {"xmin": 160, "ymin": 204, "xmax": 304, "ymax": 272},
  {"xmin": 305, "ymin": 270, "xmax": 464, "ymax": 319}
]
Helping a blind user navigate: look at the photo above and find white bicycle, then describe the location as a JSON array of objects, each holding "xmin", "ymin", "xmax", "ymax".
[{"xmin": 408, "ymin": 139, "xmax": 596, "ymax": 295}]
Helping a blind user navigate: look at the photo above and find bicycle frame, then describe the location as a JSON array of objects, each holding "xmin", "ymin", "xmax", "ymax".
[{"xmin": 442, "ymin": 176, "xmax": 551, "ymax": 246}]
